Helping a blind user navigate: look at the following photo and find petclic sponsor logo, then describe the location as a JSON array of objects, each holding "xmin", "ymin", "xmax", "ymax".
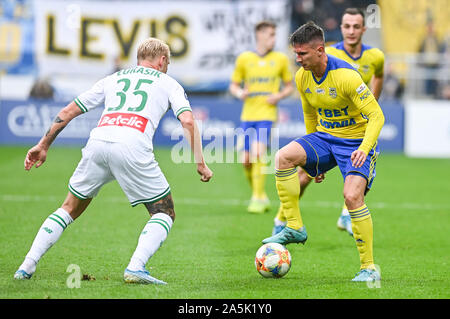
[{"xmin": 97, "ymin": 112, "xmax": 148, "ymax": 132}]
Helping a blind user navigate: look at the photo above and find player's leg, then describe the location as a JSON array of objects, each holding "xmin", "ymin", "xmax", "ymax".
[
  {"xmin": 242, "ymin": 150, "xmax": 253, "ymax": 188},
  {"xmin": 14, "ymin": 140, "xmax": 109, "ymax": 280},
  {"xmin": 14, "ymin": 193, "xmax": 92, "ymax": 279},
  {"xmin": 246, "ymin": 121, "xmax": 272, "ymax": 213},
  {"xmin": 262, "ymin": 141, "xmax": 308, "ymax": 244},
  {"xmin": 124, "ymin": 194, "xmax": 174, "ymax": 285},
  {"xmin": 248, "ymin": 140, "xmax": 270, "ymax": 213},
  {"xmin": 111, "ymin": 143, "xmax": 173, "ymax": 285},
  {"xmin": 240, "ymin": 121, "xmax": 255, "ymax": 209},
  {"xmin": 272, "ymin": 168, "xmax": 313, "ymax": 235},
  {"xmin": 343, "ymin": 174, "xmax": 379, "ymax": 282},
  {"xmin": 242, "ymin": 150, "xmax": 258, "ymax": 212}
]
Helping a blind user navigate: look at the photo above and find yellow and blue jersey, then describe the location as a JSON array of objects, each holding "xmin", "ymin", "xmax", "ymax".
[
  {"xmin": 295, "ymin": 54, "xmax": 384, "ymax": 155},
  {"xmin": 231, "ymin": 50, "xmax": 293, "ymax": 122},
  {"xmin": 326, "ymin": 42, "xmax": 384, "ymax": 85}
]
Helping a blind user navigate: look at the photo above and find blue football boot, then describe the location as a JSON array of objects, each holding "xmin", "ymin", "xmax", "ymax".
[
  {"xmin": 262, "ymin": 226, "xmax": 308, "ymax": 245},
  {"xmin": 124, "ymin": 268, "xmax": 167, "ymax": 285},
  {"xmin": 351, "ymin": 269, "xmax": 381, "ymax": 282}
]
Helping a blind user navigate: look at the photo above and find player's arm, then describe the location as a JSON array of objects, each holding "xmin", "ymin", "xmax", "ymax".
[
  {"xmin": 25, "ymin": 77, "xmax": 105, "ymax": 171},
  {"xmin": 267, "ymin": 80, "xmax": 294, "ymax": 105},
  {"xmin": 358, "ymin": 99, "xmax": 385, "ymax": 154},
  {"xmin": 296, "ymin": 71, "xmax": 317, "ymax": 134},
  {"xmin": 229, "ymin": 54, "xmax": 249, "ymax": 100},
  {"xmin": 178, "ymin": 111, "xmax": 213, "ymax": 182},
  {"xmin": 370, "ymin": 74, "xmax": 383, "ymax": 101},
  {"xmin": 345, "ymin": 71, "xmax": 385, "ymax": 167},
  {"xmin": 302, "ymin": 100, "xmax": 318, "ymax": 134},
  {"xmin": 351, "ymin": 92, "xmax": 385, "ymax": 168},
  {"xmin": 24, "ymin": 101, "xmax": 83, "ymax": 171},
  {"xmin": 268, "ymin": 55, "xmax": 295, "ymax": 105},
  {"xmin": 229, "ymin": 81, "xmax": 249, "ymax": 100},
  {"xmin": 369, "ymin": 49, "xmax": 385, "ymax": 101}
]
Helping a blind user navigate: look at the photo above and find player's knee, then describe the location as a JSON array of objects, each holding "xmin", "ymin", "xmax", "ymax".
[
  {"xmin": 343, "ymin": 190, "xmax": 364, "ymax": 209},
  {"xmin": 242, "ymin": 152, "xmax": 251, "ymax": 167},
  {"xmin": 275, "ymin": 149, "xmax": 293, "ymax": 170}
]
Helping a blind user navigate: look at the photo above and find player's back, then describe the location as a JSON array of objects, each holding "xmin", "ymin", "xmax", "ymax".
[
  {"xmin": 326, "ymin": 42, "xmax": 384, "ymax": 85},
  {"xmin": 76, "ymin": 66, "xmax": 190, "ymax": 151}
]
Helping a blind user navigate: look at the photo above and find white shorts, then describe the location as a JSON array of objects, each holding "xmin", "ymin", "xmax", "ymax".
[{"xmin": 68, "ymin": 139, "xmax": 170, "ymax": 206}]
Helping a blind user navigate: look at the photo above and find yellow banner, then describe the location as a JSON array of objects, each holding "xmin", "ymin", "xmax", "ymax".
[{"xmin": 379, "ymin": 0, "xmax": 450, "ymax": 54}]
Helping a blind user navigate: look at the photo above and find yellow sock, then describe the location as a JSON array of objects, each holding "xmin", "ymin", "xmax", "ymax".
[
  {"xmin": 243, "ymin": 164, "xmax": 252, "ymax": 190},
  {"xmin": 349, "ymin": 204, "xmax": 375, "ymax": 270},
  {"xmin": 252, "ymin": 159, "xmax": 267, "ymax": 200},
  {"xmin": 342, "ymin": 203, "xmax": 348, "ymax": 213},
  {"xmin": 275, "ymin": 168, "xmax": 303, "ymax": 229},
  {"xmin": 275, "ymin": 204, "xmax": 287, "ymax": 223}
]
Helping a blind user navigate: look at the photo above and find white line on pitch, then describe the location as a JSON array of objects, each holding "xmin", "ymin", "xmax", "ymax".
[{"xmin": 1, "ymin": 194, "xmax": 449, "ymax": 211}]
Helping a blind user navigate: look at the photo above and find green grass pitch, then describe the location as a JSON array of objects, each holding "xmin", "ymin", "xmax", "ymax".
[{"xmin": 0, "ymin": 145, "xmax": 449, "ymax": 299}]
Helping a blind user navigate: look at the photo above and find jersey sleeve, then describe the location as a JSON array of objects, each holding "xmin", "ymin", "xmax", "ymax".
[
  {"xmin": 230, "ymin": 53, "xmax": 245, "ymax": 84},
  {"xmin": 343, "ymin": 69, "xmax": 385, "ymax": 154},
  {"xmin": 169, "ymin": 80, "xmax": 192, "ymax": 119},
  {"xmin": 280, "ymin": 54, "xmax": 294, "ymax": 83},
  {"xmin": 295, "ymin": 69, "xmax": 317, "ymax": 134},
  {"xmin": 325, "ymin": 46, "xmax": 336, "ymax": 56},
  {"xmin": 373, "ymin": 49, "xmax": 385, "ymax": 77},
  {"xmin": 74, "ymin": 77, "xmax": 106, "ymax": 113}
]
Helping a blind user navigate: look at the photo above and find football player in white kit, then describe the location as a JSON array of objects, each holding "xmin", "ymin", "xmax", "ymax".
[{"xmin": 14, "ymin": 38, "xmax": 213, "ymax": 285}]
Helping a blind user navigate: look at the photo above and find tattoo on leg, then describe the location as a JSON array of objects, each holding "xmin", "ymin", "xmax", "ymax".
[{"xmin": 144, "ymin": 194, "xmax": 175, "ymax": 221}]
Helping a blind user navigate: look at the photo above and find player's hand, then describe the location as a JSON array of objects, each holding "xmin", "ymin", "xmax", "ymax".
[
  {"xmin": 24, "ymin": 144, "xmax": 48, "ymax": 171},
  {"xmin": 351, "ymin": 150, "xmax": 367, "ymax": 168},
  {"xmin": 197, "ymin": 163, "xmax": 213, "ymax": 182},
  {"xmin": 238, "ymin": 88, "xmax": 249, "ymax": 100},
  {"xmin": 314, "ymin": 173, "xmax": 325, "ymax": 183},
  {"xmin": 266, "ymin": 93, "xmax": 281, "ymax": 105}
]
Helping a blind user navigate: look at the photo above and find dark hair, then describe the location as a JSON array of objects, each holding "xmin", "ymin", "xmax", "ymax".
[
  {"xmin": 289, "ymin": 21, "xmax": 325, "ymax": 46},
  {"xmin": 343, "ymin": 8, "xmax": 366, "ymax": 26},
  {"xmin": 255, "ymin": 21, "xmax": 276, "ymax": 33}
]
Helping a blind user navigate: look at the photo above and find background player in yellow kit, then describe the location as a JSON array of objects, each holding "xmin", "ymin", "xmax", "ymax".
[
  {"xmin": 262, "ymin": 21, "xmax": 384, "ymax": 282},
  {"xmin": 272, "ymin": 8, "xmax": 385, "ymax": 236},
  {"xmin": 230, "ymin": 21, "xmax": 294, "ymax": 214}
]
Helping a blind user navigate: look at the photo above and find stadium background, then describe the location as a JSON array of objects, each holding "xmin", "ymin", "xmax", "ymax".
[
  {"xmin": 1, "ymin": 0, "xmax": 449, "ymax": 156},
  {"xmin": 0, "ymin": 0, "xmax": 449, "ymax": 301}
]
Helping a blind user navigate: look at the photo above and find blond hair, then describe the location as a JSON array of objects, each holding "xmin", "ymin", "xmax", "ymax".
[{"xmin": 137, "ymin": 37, "xmax": 170, "ymax": 63}]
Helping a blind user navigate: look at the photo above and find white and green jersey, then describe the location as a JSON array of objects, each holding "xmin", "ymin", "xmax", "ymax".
[{"xmin": 74, "ymin": 66, "xmax": 191, "ymax": 151}]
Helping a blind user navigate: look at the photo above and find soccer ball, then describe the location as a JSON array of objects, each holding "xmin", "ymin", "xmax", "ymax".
[{"xmin": 255, "ymin": 243, "xmax": 291, "ymax": 278}]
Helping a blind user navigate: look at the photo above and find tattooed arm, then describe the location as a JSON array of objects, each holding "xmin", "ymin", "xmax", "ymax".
[{"xmin": 24, "ymin": 101, "xmax": 83, "ymax": 170}]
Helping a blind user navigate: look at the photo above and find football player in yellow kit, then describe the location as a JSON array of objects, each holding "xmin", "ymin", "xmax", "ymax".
[
  {"xmin": 262, "ymin": 21, "xmax": 384, "ymax": 282},
  {"xmin": 272, "ymin": 8, "xmax": 384, "ymax": 236},
  {"xmin": 230, "ymin": 21, "xmax": 294, "ymax": 214}
]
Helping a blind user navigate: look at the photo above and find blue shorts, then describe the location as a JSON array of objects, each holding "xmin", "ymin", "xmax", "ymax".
[
  {"xmin": 240, "ymin": 121, "xmax": 272, "ymax": 152},
  {"xmin": 295, "ymin": 131, "xmax": 379, "ymax": 190}
]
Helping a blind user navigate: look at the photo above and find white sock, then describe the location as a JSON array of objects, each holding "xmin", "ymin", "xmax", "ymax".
[
  {"xmin": 127, "ymin": 213, "xmax": 173, "ymax": 271},
  {"xmin": 341, "ymin": 206, "xmax": 350, "ymax": 217},
  {"xmin": 274, "ymin": 217, "xmax": 287, "ymax": 227},
  {"xmin": 19, "ymin": 208, "xmax": 73, "ymax": 274}
]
